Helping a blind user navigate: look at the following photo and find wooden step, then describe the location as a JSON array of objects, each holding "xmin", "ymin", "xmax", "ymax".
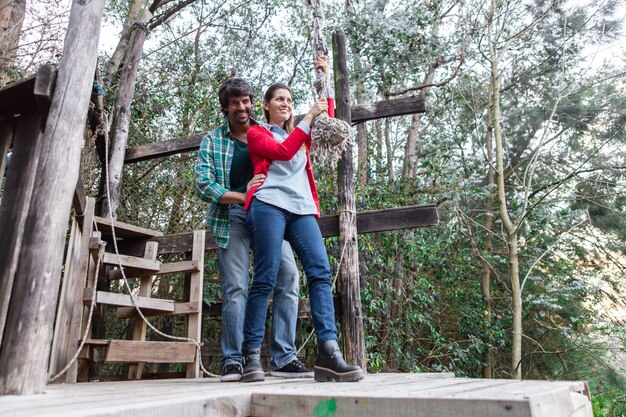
[
  {"xmin": 83, "ymin": 290, "xmax": 175, "ymax": 313},
  {"xmin": 108, "ymin": 260, "xmax": 199, "ymax": 280},
  {"xmin": 95, "ymin": 216, "xmax": 163, "ymax": 239},
  {"xmin": 116, "ymin": 302, "xmax": 200, "ymax": 319},
  {"xmin": 84, "ymin": 340, "xmax": 196, "ymax": 364},
  {"xmin": 102, "ymin": 252, "xmax": 161, "ymax": 272}
]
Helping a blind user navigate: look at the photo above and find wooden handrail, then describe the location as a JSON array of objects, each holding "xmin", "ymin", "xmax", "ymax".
[
  {"xmin": 112, "ymin": 204, "xmax": 438, "ymax": 256},
  {"xmin": 123, "ymin": 96, "xmax": 426, "ymax": 164}
]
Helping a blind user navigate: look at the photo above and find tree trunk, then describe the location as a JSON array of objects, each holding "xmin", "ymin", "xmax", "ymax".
[
  {"xmin": 481, "ymin": 82, "xmax": 495, "ymax": 379},
  {"xmin": 384, "ymin": 118, "xmax": 393, "ymax": 183},
  {"xmin": 355, "ymin": 100, "xmax": 368, "ymax": 186},
  {"xmin": 402, "ymin": 67, "xmax": 435, "ymax": 178},
  {"xmin": 375, "ymin": 119, "xmax": 383, "ymax": 178},
  {"xmin": 0, "ymin": 0, "xmax": 26, "ymax": 87},
  {"xmin": 344, "ymin": 0, "xmax": 368, "ymax": 187},
  {"xmin": 99, "ymin": 12, "xmax": 150, "ymax": 218},
  {"xmin": 403, "ymin": 113, "xmax": 421, "ymax": 177},
  {"xmin": 104, "ymin": 0, "xmax": 147, "ymax": 83},
  {"xmin": 488, "ymin": 0, "xmax": 522, "ymax": 380}
]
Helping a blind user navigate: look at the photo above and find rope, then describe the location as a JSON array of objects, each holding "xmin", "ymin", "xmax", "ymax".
[{"xmin": 305, "ymin": 0, "xmax": 353, "ymax": 167}]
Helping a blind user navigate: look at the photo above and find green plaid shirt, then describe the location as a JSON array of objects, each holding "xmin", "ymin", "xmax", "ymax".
[{"xmin": 194, "ymin": 117, "xmax": 263, "ymax": 249}]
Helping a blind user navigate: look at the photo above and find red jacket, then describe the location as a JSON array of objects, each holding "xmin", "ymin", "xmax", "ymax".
[{"xmin": 244, "ymin": 100, "xmax": 335, "ymax": 217}]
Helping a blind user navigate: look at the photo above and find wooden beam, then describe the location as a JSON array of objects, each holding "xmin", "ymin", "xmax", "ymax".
[
  {"xmin": 102, "ymin": 253, "xmax": 161, "ymax": 272},
  {"xmin": 352, "ymin": 95, "xmax": 426, "ymax": 123},
  {"xmin": 123, "ymin": 100, "xmax": 426, "ymax": 164},
  {"xmin": 317, "ymin": 204, "xmax": 439, "ymax": 236},
  {"xmin": 116, "ymin": 301, "xmax": 200, "ymax": 319},
  {"xmin": 125, "ymin": 133, "xmax": 204, "ymax": 163},
  {"xmin": 0, "ymin": 0, "xmax": 105, "ymax": 395},
  {"xmin": 108, "ymin": 260, "xmax": 199, "ymax": 279},
  {"xmin": 114, "ymin": 204, "xmax": 439, "ymax": 257},
  {"xmin": 95, "ymin": 216, "xmax": 163, "ymax": 239}
]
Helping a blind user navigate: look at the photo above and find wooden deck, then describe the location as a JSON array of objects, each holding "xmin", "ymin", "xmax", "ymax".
[{"xmin": 0, "ymin": 373, "xmax": 591, "ymax": 417}]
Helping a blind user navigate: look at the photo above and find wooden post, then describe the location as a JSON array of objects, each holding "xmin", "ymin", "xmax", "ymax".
[
  {"xmin": 332, "ymin": 30, "xmax": 366, "ymax": 369},
  {"xmin": 0, "ymin": 0, "xmax": 104, "ymax": 395},
  {"xmin": 185, "ymin": 230, "xmax": 205, "ymax": 378}
]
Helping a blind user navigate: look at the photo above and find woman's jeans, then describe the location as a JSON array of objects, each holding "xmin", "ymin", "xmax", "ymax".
[
  {"xmin": 217, "ymin": 205, "xmax": 300, "ymax": 370},
  {"xmin": 243, "ymin": 199, "xmax": 337, "ymax": 349}
]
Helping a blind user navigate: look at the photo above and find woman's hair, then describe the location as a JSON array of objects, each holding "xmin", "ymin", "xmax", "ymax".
[{"xmin": 263, "ymin": 83, "xmax": 294, "ymax": 133}]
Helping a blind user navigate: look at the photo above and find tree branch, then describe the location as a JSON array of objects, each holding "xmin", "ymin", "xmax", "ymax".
[
  {"xmin": 384, "ymin": 33, "xmax": 469, "ymax": 98},
  {"xmin": 148, "ymin": 0, "xmax": 201, "ymax": 30}
]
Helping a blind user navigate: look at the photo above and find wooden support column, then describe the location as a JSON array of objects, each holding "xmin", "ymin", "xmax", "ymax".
[
  {"xmin": 332, "ymin": 30, "xmax": 366, "ymax": 369},
  {"xmin": 0, "ymin": 0, "xmax": 104, "ymax": 395},
  {"xmin": 185, "ymin": 230, "xmax": 205, "ymax": 378}
]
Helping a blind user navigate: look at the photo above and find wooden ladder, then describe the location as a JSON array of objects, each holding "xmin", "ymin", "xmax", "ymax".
[{"xmin": 79, "ymin": 217, "xmax": 205, "ymax": 380}]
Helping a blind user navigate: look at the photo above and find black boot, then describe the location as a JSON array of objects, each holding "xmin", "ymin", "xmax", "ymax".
[
  {"xmin": 314, "ymin": 340, "xmax": 364, "ymax": 382},
  {"xmin": 242, "ymin": 348, "xmax": 265, "ymax": 383}
]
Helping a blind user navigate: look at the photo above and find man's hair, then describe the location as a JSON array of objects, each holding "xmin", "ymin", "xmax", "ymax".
[{"xmin": 217, "ymin": 78, "xmax": 255, "ymax": 115}]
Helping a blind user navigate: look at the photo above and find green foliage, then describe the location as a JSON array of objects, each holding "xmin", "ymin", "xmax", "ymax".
[{"xmin": 58, "ymin": 0, "xmax": 626, "ymax": 408}]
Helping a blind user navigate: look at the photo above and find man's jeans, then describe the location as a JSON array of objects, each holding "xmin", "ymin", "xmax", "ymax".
[
  {"xmin": 217, "ymin": 205, "xmax": 299, "ymax": 370},
  {"xmin": 243, "ymin": 199, "xmax": 337, "ymax": 350}
]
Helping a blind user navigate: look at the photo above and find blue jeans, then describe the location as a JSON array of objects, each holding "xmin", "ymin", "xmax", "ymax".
[
  {"xmin": 243, "ymin": 199, "xmax": 337, "ymax": 350},
  {"xmin": 217, "ymin": 205, "xmax": 300, "ymax": 370}
]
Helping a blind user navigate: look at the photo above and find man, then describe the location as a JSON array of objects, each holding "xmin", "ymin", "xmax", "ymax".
[{"xmin": 195, "ymin": 78, "xmax": 312, "ymax": 381}]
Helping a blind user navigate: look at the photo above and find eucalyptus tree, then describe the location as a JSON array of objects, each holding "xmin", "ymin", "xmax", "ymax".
[{"xmin": 474, "ymin": 0, "xmax": 625, "ymax": 379}]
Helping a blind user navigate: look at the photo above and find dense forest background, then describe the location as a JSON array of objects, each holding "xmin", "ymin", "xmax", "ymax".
[{"xmin": 2, "ymin": 0, "xmax": 625, "ymax": 414}]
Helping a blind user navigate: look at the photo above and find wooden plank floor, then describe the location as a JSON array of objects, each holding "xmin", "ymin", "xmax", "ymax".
[{"xmin": 0, "ymin": 373, "xmax": 591, "ymax": 417}]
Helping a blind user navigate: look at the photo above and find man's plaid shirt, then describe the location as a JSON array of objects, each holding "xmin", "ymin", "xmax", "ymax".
[{"xmin": 194, "ymin": 117, "xmax": 262, "ymax": 249}]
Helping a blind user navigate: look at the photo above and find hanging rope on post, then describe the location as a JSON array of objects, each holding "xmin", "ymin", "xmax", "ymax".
[{"xmin": 306, "ymin": 0, "xmax": 352, "ymax": 165}]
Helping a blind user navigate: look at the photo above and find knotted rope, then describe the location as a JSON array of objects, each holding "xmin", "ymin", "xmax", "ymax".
[{"xmin": 306, "ymin": 0, "xmax": 352, "ymax": 166}]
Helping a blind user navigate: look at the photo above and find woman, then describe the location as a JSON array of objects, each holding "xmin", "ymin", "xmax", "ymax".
[{"xmin": 240, "ymin": 58, "xmax": 364, "ymax": 383}]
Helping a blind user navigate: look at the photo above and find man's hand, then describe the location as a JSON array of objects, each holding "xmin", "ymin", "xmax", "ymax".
[{"xmin": 245, "ymin": 174, "xmax": 266, "ymax": 199}]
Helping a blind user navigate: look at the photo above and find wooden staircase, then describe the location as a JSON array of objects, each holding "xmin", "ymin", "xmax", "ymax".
[{"xmin": 50, "ymin": 200, "xmax": 206, "ymax": 382}]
